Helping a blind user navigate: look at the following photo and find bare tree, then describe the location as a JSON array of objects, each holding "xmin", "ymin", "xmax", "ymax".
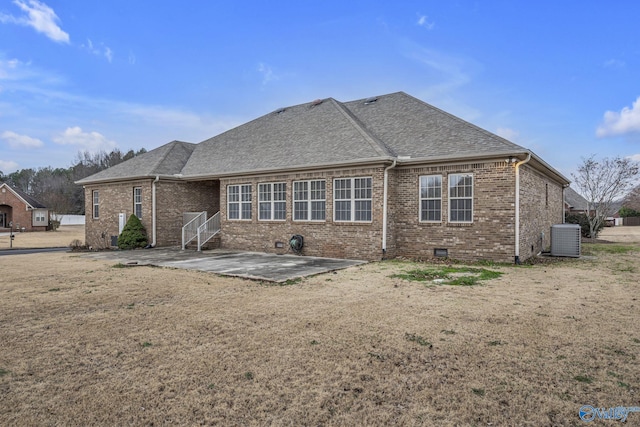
[{"xmin": 572, "ymin": 155, "xmax": 640, "ymax": 239}]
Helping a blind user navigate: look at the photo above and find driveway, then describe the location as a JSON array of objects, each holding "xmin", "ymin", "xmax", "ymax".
[
  {"xmin": 0, "ymin": 247, "xmax": 69, "ymax": 256},
  {"xmin": 81, "ymin": 247, "xmax": 366, "ymax": 282}
]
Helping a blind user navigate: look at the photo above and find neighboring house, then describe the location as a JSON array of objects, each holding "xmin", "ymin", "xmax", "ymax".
[
  {"xmin": 0, "ymin": 182, "xmax": 50, "ymax": 231},
  {"xmin": 564, "ymin": 186, "xmax": 624, "ymax": 226},
  {"xmin": 564, "ymin": 186, "xmax": 590, "ymax": 216},
  {"xmin": 77, "ymin": 92, "xmax": 570, "ymax": 263}
]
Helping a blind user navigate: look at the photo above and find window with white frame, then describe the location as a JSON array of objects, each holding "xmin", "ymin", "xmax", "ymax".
[
  {"xmin": 258, "ymin": 182, "xmax": 286, "ymax": 220},
  {"xmin": 134, "ymin": 187, "xmax": 142, "ymax": 219},
  {"xmin": 448, "ymin": 173, "xmax": 473, "ymax": 222},
  {"xmin": 334, "ymin": 177, "xmax": 372, "ymax": 222},
  {"xmin": 227, "ymin": 184, "xmax": 252, "ymax": 220},
  {"xmin": 92, "ymin": 190, "xmax": 100, "ymax": 219},
  {"xmin": 419, "ymin": 175, "xmax": 442, "ymax": 222},
  {"xmin": 293, "ymin": 180, "xmax": 326, "ymax": 221},
  {"xmin": 34, "ymin": 210, "xmax": 47, "ymax": 224}
]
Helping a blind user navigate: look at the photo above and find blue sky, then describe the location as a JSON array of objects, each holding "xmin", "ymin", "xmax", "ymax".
[{"xmin": 1, "ymin": 1, "xmax": 639, "ymax": 180}]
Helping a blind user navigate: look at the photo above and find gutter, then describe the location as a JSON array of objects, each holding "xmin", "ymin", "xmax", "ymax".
[
  {"xmin": 151, "ymin": 175, "xmax": 159, "ymax": 247},
  {"xmin": 514, "ymin": 153, "xmax": 531, "ymax": 264},
  {"xmin": 382, "ymin": 158, "xmax": 397, "ymax": 258}
]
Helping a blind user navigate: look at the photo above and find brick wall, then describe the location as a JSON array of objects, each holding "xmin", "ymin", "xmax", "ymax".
[
  {"xmin": 83, "ymin": 160, "xmax": 564, "ymax": 263},
  {"xmin": 84, "ymin": 179, "xmax": 220, "ymax": 249},
  {"xmin": 0, "ymin": 187, "xmax": 43, "ymax": 231},
  {"xmin": 84, "ymin": 179, "xmax": 154, "ymax": 249},
  {"xmin": 518, "ymin": 165, "xmax": 564, "ymax": 260},
  {"xmin": 156, "ymin": 181, "xmax": 220, "ymax": 246},
  {"xmin": 392, "ymin": 161, "xmax": 517, "ymax": 262},
  {"xmin": 219, "ymin": 166, "xmax": 387, "ymax": 261}
]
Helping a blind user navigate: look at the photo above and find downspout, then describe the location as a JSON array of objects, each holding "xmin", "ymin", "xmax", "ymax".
[
  {"xmin": 382, "ymin": 159, "xmax": 397, "ymax": 259},
  {"xmin": 151, "ymin": 175, "xmax": 159, "ymax": 248},
  {"xmin": 514, "ymin": 153, "xmax": 531, "ymax": 264}
]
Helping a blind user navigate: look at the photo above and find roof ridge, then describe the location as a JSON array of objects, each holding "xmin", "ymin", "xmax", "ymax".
[
  {"xmin": 330, "ymin": 99, "xmax": 394, "ymax": 158},
  {"xmin": 0, "ymin": 182, "xmax": 45, "ymax": 208},
  {"xmin": 148, "ymin": 140, "xmax": 186, "ymax": 174}
]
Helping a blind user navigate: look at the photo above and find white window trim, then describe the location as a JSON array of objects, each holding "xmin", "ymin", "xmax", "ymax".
[
  {"xmin": 92, "ymin": 190, "xmax": 100, "ymax": 219},
  {"xmin": 333, "ymin": 177, "xmax": 373, "ymax": 223},
  {"xmin": 419, "ymin": 175, "xmax": 442, "ymax": 223},
  {"xmin": 448, "ymin": 173, "xmax": 474, "ymax": 223},
  {"xmin": 258, "ymin": 182, "xmax": 287, "ymax": 221},
  {"xmin": 227, "ymin": 184, "xmax": 252, "ymax": 220},
  {"xmin": 293, "ymin": 179, "xmax": 326, "ymax": 222},
  {"xmin": 33, "ymin": 210, "xmax": 47, "ymax": 224},
  {"xmin": 134, "ymin": 187, "xmax": 142, "ymax": 219}
]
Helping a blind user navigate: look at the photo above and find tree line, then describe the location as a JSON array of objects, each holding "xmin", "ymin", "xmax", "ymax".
[{"xmin": 0, "ymin": 148, "xmax": 146, "ymax": 215}]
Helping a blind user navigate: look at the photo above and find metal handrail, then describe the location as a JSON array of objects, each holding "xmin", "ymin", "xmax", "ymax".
[
  {"xmin": 197, "ymin": 211, "xmax": 221, "ymax": 251},
  {"xmin": 181, "ymin": 211, "xmax": 207, "ymax": 250}
]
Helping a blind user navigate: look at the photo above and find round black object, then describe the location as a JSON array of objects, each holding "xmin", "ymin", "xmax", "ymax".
[{"xmin": 289, "ymin": 235, "xmax": 304, "ymax": 253}]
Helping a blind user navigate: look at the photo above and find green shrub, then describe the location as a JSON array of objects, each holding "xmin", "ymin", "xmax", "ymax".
[
  {"xmin": 117, "ymin": 215, "xmax": 148, "ymax": 249},
  {"xmin": 565, "ymin": 213, "xmax": 602, "ymax": 238},
  {"xmin": 619, "ymin": 206, "xmax": 640, "ymax": 217}
]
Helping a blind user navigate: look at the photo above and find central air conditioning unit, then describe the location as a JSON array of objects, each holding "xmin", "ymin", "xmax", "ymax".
[{"xmin": 550, "ymin": 224, "xmax": 581, "ymax": 257}]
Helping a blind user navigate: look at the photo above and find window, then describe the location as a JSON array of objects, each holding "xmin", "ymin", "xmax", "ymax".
[
  {"xmin": 134, "ymin": 187, "xmax": 142, "ymax": 219},
  {"xmin": 545, "ymin": 183, "xmax": 549, "ymax": 207},
  {"xmin": 449, "ymin": 174, "xmax": 473, "ymax": 222},
  {"xmin": 92, "ymin": 190, "xmax": 100, "ymax": 219},
  {"xmin": 419, "ymin": 175, "xmax": 442, "ymax": 222},
  {"xmin": 34, "ymin": 211, "xmax": 47, "ymax": 224},
  {"xmin": 293, "ymin": 180, "xmax": 326, "ymax": 221},
  {"xmin": 227, "ymin": 184, "xmax": 252, "ymax": 220},
  {"xmin": 258, "ymin": 182, "xmax": 286, "ymax": 220},
  {"xmin": 334, "ymin": 177, "xmax": 372, "ymax": 222}
]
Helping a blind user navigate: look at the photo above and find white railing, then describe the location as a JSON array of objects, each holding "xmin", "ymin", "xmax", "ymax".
[
  {"xmin": 181, "ymin": 211, "xmax": 207, "ymax": 250},
  {"xmin": 196, "ymin": 211, "xmax": 221, "ymax": 251}
]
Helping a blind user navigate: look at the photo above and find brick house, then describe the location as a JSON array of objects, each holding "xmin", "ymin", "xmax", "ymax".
[
  {"xmin": 564, "ymin": 186, "xmax": 590, "ymax": 216},
  {"xmin": 0, "ymin": 182, "xmax": 50, "ymax": 231},
  {"xmin": 77, "ymin": 92, "xmax": 569, "ymax": 263}
]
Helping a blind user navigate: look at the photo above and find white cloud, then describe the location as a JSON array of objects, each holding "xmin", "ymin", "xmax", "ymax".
[
  {"xmin": 417, "ymin": 14, "xmax": 435, "ymax": 30},
  {"xmin": 0, "ymin": 159, "xmax": 19, "ymax": 173},
  {"xmin": 0, "ymin": 0, "xmax": 69, "ymax": 44},
  {"xmin": 81, "ymin": 39, "xmax": 113, "ymax": 62},
  {"xmin": 628, "ymin": 154, "xmax": 640, "ymax": 162},
  {"xmin": 53, "ymin": 126, "xmax": 117, "ymax": 152},
  {"xmin": 603, "ymin": 59, "xmax": 625, "ymax": 68},
  {"xmin": 258, "ymin": 62, "xmax": 279, "ymax": 85},
  {"xmin": 1, "ymin": 130, "xmax": 44, "ymax": 148},
  {"xmin": 0, "ymin": 57, "xmax": 65, "ymax": 86},
  {"xmin": 404, "ymin": 44, "xmax": 476, "ymax": 98},
  {"xmin": 496, "ymin": 127, "xmax": 519, "ymax": 142},
  {"xmin": 596, "ymin": 97, "xmax": 640, "ymax": 137}
]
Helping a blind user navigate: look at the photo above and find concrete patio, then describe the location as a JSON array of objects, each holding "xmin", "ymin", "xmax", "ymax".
[{"xmin": 81, "ymin": 247, "xmax": 366, "ymax": 282}]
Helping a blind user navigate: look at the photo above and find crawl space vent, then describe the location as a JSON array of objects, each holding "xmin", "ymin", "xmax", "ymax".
[{"xmin": 550, "ymin": 224, "xmax": 581, "ymax": 257}]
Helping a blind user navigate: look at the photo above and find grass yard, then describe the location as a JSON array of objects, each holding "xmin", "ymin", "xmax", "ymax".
[{"xmin": 0, "ymin": 226, "xmax": 639, "ymax": 425}]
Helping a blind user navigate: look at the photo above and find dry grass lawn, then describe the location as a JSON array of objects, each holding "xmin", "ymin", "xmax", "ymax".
[
  {"xmin": 0, "ymin": 226, "xmax": 639, "ymax": 426},
  {"xmin": 0, "ymin": 225, "xmax": 84, "ymax": 249}
]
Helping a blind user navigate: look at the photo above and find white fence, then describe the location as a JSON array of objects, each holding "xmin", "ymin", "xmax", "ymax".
[{"xmin": 52, "ymin": 214, "xmax": 86, "ymax": 225}]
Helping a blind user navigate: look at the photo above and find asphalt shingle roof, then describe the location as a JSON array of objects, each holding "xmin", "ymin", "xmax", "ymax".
[
  {"xmin": 344, "ymin": 92, "xmax": 524, "ymax": 160},
  {"xmin": 564, "ymin": 186, "xmax": 589, "ymax": 211},
  {"xmin": 0, "ymin": 183, "xmax": 47, "ymax": 209},
  {"xmin": 77, "ymin": 92, "xmax": 567, "ymax": 184},
  {"xmin": 76, "ymin": 141, "xmax": 196, "ymax": 184}
]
